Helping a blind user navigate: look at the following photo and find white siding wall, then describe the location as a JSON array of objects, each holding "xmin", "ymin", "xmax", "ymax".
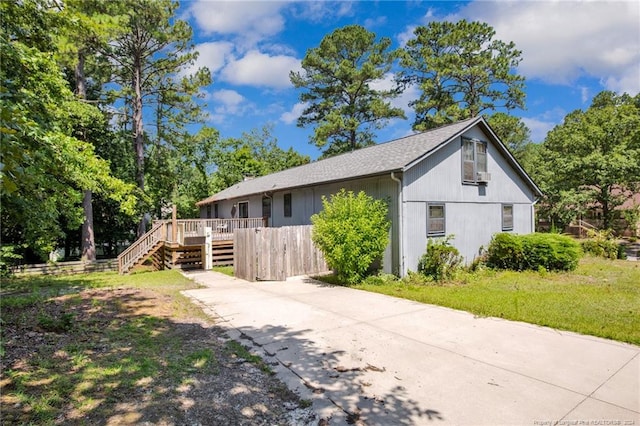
[{"xmin": 402, "ymin": 126, "xmax": 538, "ymax": 273}]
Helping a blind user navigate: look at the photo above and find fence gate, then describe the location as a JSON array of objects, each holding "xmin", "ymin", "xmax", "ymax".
[{"xmin": 234, "ymin": 226, "xmax": 328, "ymax": 282}]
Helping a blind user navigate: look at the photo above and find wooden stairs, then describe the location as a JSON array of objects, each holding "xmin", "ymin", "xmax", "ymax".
[
  {"xmin": 117, "ymin": 221, "xmax": 236, "ymax": 274},
  {"xmin": 118, "ymin": 222, "xmax": 166, "ymax": 274}
]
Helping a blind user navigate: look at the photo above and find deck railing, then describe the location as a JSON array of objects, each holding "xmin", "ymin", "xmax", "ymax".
[
  {"xmin": 118, "ymin": 217, "xmax": 267, "ymax": 273},
  {"xmin": 117, "ymin": 221, "xmax": 166, "ymax": 273},
  {"xmin": 158, "ymin": 217, "xmax": 267, "ymax": 244}
]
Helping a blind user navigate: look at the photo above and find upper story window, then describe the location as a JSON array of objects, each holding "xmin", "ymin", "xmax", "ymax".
[
  {"xmin": 206, "ymin": 204, "xmax": 211, "ymax": 219},
  {"xmin": 462, "ymin": 138, "xmax": 489, "ymax": 184},
  {"xmin": 284, "ymin": 193, "xmax": 292, "ymax": 217},
  {"xmin": 213, "ymin": 203, "xmax": 219, "ymax": 218}
]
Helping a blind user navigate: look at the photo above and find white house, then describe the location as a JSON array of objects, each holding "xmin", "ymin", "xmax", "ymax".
[{"xmin": 197, "ymin": 117, "xmax": 543, "ymax": 276}]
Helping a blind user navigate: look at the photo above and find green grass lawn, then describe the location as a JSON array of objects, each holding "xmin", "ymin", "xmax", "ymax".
[
  {"xmin": 348, "ymin": 257, "xmax": 640, "ymax": 345},
  {"xmin": 0, "ymin": 270, "xmax": 216, "ymax": 423}
]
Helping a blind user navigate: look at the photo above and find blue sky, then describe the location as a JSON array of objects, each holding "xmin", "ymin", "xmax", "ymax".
[{"xmin": 177, "ymin": 1, "xmax": 640, "ymax": 160}]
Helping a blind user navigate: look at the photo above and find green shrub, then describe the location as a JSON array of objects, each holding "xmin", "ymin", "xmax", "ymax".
[
  {"xmin": 361, "ymin": 273, "xmax": 398, "ymax": 286},
  {"xmin": 581, "ymin": 229, "xmax": 622, "ymax": 260},
  {"xmin": 522, "ymin": 233, "xmax": 581, "ymax": 271},
  {"xmin": 417, "ymin": 235, "xmax": 463, "ymax": 282},
  {"xmin": 487, "ymin": 232, "xmax": 581, "ymax": 271},
  {"xmin": 311, "ymin": 189, "xmax": 390, "ymax": 285},
  {"xmin": 486, "ymin": 233, "xmax": 525, "ymax": 270},
  {"xmin": 0, "ymin": 245, "xmax": 23, "ymax": 277}
]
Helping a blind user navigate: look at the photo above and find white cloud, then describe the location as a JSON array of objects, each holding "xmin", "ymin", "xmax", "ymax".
[
  {"xmin": 521, "ymin": 117, "xmax": 557, "ymax": 144},
  {"xmin": 579, "ymin": 86, "xmax": 589, "ymax": 104},
  {"xmin": 206, "ymin": 89, "xmax": 253, "ymax": 124},
  {"xmin": 187, "ymin": 1, "xmax": 285, "ymax": 39},
  {"xmin": 364, "ymin": 16, "xmax": 387, "ymax": 28},
  {"xmin": 293, "ymin": 1, "xmax": 354, "ymax": 22},
  {"xmin": 397, "ymin": 6, "xmax": 438, "ymax": 46},
  {"xmin": 183, "ymin": 41, "xmax": 234, "ymax": 77},
  {"xmin": 280, "ymin": 102, "xmax": 308, "ymax": 124},
  {"xmin": 369, "ymin": 73, "xmax": 419, "ymax": 116},
  {"xmin": 396, "ymin": 25, "xmax": 417, "ymax": 47},
  {"xmin": 212, "ymin": 89, "xmax": 246, "ymax": 112},
  {"xmin": 456, "ymin": 1, "xmax": 640, "ymax": 94},
  {"xmin": 221, "ymin": 50, "xmax": 302, "ymax": 89}
]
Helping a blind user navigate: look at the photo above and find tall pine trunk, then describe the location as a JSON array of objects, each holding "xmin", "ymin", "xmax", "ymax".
[
  {"xmin": 133, "ymin": 53, "xmax": 147, "ymax": 238},
  {"xmin": 77, "ymin": 51, "xmax": 96, "ymax": 262}
]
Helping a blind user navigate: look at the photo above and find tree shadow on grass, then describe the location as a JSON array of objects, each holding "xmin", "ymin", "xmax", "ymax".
[{"xmin": 0, "ymin": 286, "xmax": 305, "ymax": 425}]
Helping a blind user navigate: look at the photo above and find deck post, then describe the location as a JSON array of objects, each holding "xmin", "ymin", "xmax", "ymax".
[
  {"xmin": 172, "ymin": 204, "xmax": 177, "ymax": 243},
  {"xmin": 204, "ymin": 227, "xmax": 212, "ymax": 270}
]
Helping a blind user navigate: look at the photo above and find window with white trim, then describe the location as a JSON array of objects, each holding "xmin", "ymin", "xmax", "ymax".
[
  {"xmin": 502, "ymin": 204, "xmax": 514, "ymax": 231},
  {"xmin": 462, "ymin": 138, "xmax": 488, "ymax": 183},
  {"xmin": 427, "ymin": 203, "xmax": 445, "ymax": 236}
]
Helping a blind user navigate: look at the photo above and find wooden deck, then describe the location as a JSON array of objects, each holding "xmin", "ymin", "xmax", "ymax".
[{"xmin": 117, "ymin": 217, "xmax": 266, "ymax": 274}]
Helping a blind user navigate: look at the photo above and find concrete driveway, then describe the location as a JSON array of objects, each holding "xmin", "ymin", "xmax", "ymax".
[{"xmin": 182, "ymin": 271, "xmax": 639, "ymax": 426}]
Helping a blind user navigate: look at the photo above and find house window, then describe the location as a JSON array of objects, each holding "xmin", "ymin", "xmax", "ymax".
[
  {"xmin": 427, "ymin": 203, "xmax": 445, "ymax": 236},
  {"xmin": 502, "ymin": 204, "xmax": 514, "ymax": 231},
  {"xmin": 206, "ymin": 204, "xmax": 211, "ymax": 219},
  {"xmin": 214, "ymin": 203, "xmax": 219, "ymax": 218},
  {"xmin": 284, "ymin": 193, "xmax": 292, "ymax": 217},
  {"xmin": 238, "ymin": 201, "xmax": 249, "ymax": 219},
  {"xmin": 462, "ymin": 138, "xmax": 488, "ymax": 183},
  {"xmin": 262, "ymin": 197, "xmax": 271, "ymax": 218}
]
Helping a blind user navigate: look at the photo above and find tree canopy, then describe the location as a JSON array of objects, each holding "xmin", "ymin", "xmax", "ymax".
[
  {"xmin": 400, "ymin": 20, "xmax": 525, "ymax": 131},
  {"xmin": 104, "ymin": 0, "xmax": 211, "ymax": 236},
  {"xmin": 290, "ymin": 25, "xmax": 405, "ymax": 157},
  {"xmin": 486, "ymin": 112, "xmax": 531, "ymax": 160},
  {"xmin": 211, "ymin": 127, "xmax": 310, "ymax": 192},
  {"xmin": 537, "ymin": 91, "xmax": 640, "ymax": 230},
  {"xmin": 1, "ymin": 0, "xmax": 135, "ymax": 258}
]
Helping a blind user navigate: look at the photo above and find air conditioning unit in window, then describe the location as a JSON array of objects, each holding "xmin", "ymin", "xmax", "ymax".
[{"xmin": 477, "ymin": 172, "xmax": 491, "ymax": 183}]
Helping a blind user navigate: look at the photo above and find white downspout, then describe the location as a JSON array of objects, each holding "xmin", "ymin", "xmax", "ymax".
[
  {"xmin": 391, "ymin": 172, "xmax": 404, "ymax": 276},
  {"xmin": 532, "ymin": 198, "xmax": 539, "ymax": 233}
]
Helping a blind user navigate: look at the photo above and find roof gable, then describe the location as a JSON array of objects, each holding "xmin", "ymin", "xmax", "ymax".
[{"xmin": 197, "ymin": 117, "xmax": 541, "ymax": 205}]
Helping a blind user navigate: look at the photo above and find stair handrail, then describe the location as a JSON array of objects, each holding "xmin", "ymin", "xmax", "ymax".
[
  {"xmin": 577, "ymin": 219, "xmax": 597, "ymax": 230},
  {"xmin": 117, "ymin": 222, "xmax": 166, "ymax": 273}
]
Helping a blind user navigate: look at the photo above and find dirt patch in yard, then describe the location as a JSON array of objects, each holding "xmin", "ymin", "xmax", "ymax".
[{"xmin": 1, "ymin": 287, "xmax": 316, "ymax": 425}]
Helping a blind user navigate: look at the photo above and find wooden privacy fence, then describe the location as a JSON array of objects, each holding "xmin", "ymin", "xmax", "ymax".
[{"xmin": 234, "ymin": 226, "xmax": 329, "ymax": 281}]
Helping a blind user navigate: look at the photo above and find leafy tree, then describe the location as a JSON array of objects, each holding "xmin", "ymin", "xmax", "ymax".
[
  {"xmin": 486, "ymin": 112, "xmax": 531, "ymax": 160},
  {"xmin": 211, "ymin": 127, "xmax": 310, "ymax": 192},
  {"xmin": 0, "ymin": 0, "xmax": 135, "ymax": 259},
  {"xmin": 290, "ymin": 25, "xmax": 405, "ymax": 157},
  {"xmin": 311, "ymin": 190, "xmax": 390, "ymax": 284},
  {"xmin": 104, "ymin": 0, "xmax": 210, "ymax": 236},
  {"xmin": 540, "ymin": 91, "xmax": 640, "ymax": 230},
  {"xmin": 55, "ymin": 0, "xmax": 124, "ymax": 261},
  {"xmin": 400, "ymin": 20, "xmax": 525, "ymax": 131}
]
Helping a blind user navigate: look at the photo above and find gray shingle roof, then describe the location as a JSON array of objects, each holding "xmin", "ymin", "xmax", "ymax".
[{"xmin": 197, "ymin": 117, "xmax": 490, "ymax": 205}]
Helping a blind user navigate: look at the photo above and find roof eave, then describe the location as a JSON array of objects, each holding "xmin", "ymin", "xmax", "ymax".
[{"xmin": 195, "ymin": 169, "xmax": 404, "ymax": 205}]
